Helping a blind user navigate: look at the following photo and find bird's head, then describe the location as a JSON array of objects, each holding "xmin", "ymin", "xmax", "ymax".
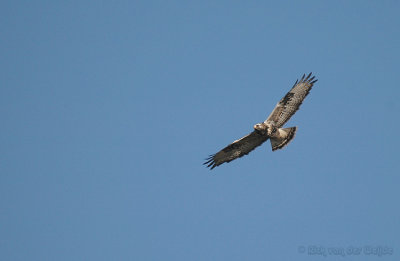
[{"xmin": 253, "ymin": 123, "xmax": 267, "ymax": 134}]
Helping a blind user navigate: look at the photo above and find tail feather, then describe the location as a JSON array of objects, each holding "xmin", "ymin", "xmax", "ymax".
[{"xmin": 270, "ymin": 127, "xmax": 297, "ymax": 151}]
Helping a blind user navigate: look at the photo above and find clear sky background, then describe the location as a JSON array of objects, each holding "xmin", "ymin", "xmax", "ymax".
[{"xmin": 1, "ymin": 1, "xmax": 399, "ymax": 260}]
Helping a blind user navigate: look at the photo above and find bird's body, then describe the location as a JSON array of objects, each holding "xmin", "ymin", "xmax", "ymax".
[{"xmin": 204, "ymin": 73, "xmax": 317, "ymax": 169}]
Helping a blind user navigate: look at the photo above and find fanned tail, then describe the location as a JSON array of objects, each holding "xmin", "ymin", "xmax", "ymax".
[{"xmin": 270, "ymin": 127, "xmax": 297, "ymax": 151}]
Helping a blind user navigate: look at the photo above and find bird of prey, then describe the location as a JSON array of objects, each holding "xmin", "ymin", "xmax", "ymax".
[{"xmin": 204, "ymin": 73, "xmax": 318, "ymax": 169}]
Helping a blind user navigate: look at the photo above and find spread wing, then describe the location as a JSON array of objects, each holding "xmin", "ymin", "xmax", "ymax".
[
  {"xmin": 204, "ymin": 131, "xmax": 268, "ymax": 169},
  {"xmin": 265, "ymin": 72, "xmax": 317, "ymax": 127}
]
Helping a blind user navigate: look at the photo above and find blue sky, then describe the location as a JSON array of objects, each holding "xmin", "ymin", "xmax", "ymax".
[{"xmin": 1, "ymin": 1, "xmax": 399, "ymax": 260}]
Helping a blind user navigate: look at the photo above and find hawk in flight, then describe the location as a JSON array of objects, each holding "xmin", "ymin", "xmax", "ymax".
[{"xmin": 204, "ymin": 73, "xmax": 318, "ymax": 169}]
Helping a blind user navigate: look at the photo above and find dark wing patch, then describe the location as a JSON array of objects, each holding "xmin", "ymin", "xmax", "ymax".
[
  {"xmin": 204, "ymin": 131, "xmax": 269, "ymax": 169},
  {"xmin": 280, "ymin": 92, "xmax": 295, "ymax": 106},
  {"xmin": 265, "ymin": 72, "xmax": 317, "ymax": 127}
]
